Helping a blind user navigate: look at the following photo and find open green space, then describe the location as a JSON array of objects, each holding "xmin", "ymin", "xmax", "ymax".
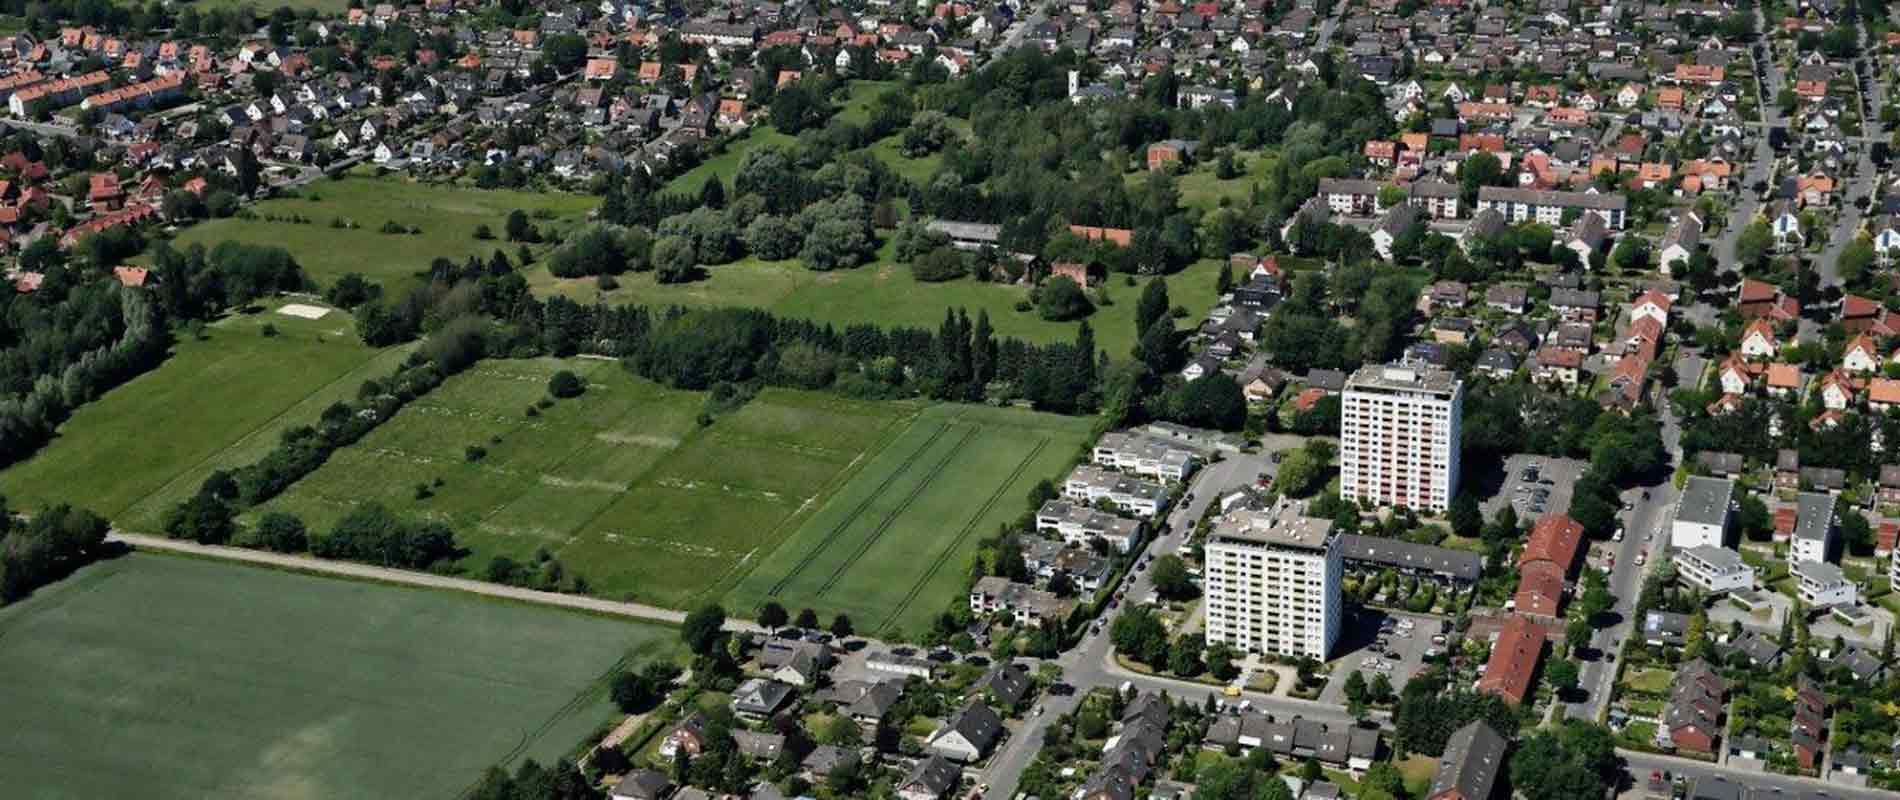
[
  {"xmin": 0, "ymin": 301, "xmax": 410, "ymax": 531},
  {"xmin": 530, "ymin": 255, "xmax": 1225, "ymax": 361},
  {"xmin": 1619, "ymin": 666, "xmax": 1674, "ymax": 694},
  {"xmin": 153, "ymin": 175, "xmax": 596, "ymax": 292},
  {"xmin": 1130, "ymin": 149, "xmax": 1278, "ymax": 212},
  {"xmin": 248, "ymin": 358, "xmax": 914, "ymax": 609},
  {"xmin": 727, "ymin": 403, "xmax": 1094, "ymax": 635},
  {"xmin": 667, "ymin": 126, "xmax": 796, "ymax": 198},
  {"xmin": 0, "ymin": 552, "xmax": 677, "ymax": 799}
]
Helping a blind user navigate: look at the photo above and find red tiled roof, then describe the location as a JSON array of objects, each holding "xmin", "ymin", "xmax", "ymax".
[
  {"xmin": 1477, "ymin": 614, "xmax": 1543, "ymax": 705},
  {"xmin": 1522, "ymin": 514, "xmax": 1584, "ymax": 573}
]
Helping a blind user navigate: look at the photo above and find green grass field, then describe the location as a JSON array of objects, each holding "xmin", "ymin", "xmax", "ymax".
[
  {"xmin": 667, "ymin": 126, "xmax": 796, "ymax": 198},
  {"xmin": 530, "ymin": 256, "xmax": 1225, "ymax": 361},
  {"xmin": 0, "ymin": 552, "xmax": 677, "ymax": 799},
  {"xmin": 153, "ymin": 175, "xmax": 596, "ymax": 293},
  {"xmin": 0, "ymin": 301, "xmax": 411, "ymax": 531},
  {"xmin": 1131, "ymin": 149, "xmax": 1277, "ymax": 211},
  {"xmin": 246, "ymin": 358, "xmax": 914, "ymax": 609},
  {"xmin": 727, "ymin": 403, "xmax": 1093, "ymax": 635}
]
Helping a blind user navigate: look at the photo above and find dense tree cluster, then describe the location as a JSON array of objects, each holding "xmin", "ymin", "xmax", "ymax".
[
  {"xmin": 148, "ymin": 241, "xmax": 309, "ymax": 320},
  {"xmin": 1393, "ymin": 666, "xmax": 1520, "ymax": 755},
  {"xmin": 0, "ymin": 279, "xmax": 167, "ymax": 469},
  {"xmin": 468, "ymin": 758, "xmax": 600, "ymax": 800},
  {"xmin": 0, "ymin": 500, "xmax": 111, "ymax": 603}
]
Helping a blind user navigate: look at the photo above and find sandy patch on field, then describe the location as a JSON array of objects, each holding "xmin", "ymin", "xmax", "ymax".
[{"xmin": 277, "ymin": 303, "xmax": 332, "ymax": 319}]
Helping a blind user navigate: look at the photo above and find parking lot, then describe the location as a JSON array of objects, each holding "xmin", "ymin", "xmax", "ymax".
[
  {"xmin": 1319, "ymin": 609, "xmax": 1447, "ymax": 706},
  {"xmin": 1479, "ymin": 454, "xmax": 1584, "ymax": 521}
]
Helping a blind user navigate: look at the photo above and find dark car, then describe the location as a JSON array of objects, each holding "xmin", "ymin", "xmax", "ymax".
[{"xmin": 1049, "ymin": 682, "xmax": 1076, "ymax": 696}]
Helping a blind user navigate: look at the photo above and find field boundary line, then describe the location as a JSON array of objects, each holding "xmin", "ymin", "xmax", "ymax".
[
  {"xmin": 695, "ymin": 405, "xmax": 919, "ymax": 606},
  {"xmin": 876, "ymin": 437, "xmax": 1049, "ymax": 634},
  {"xmin": 101, "ymin": 532, "xmax": 780, "ymax": 634},
  {"xmin": 115, "ymin": 342, "xmax": 414, "ymax": 520},
  {"xmin": 813, "ymin": 423, "xmax": 978, "ymax": 597},
  {"xmin": 765, "ymin": 419, "xmax": 952, "ymax": 598}
]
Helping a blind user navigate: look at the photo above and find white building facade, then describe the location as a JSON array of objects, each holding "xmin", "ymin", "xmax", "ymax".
[
  {"xmin": 1203, "ymin": 498, "xmax": 1342, "ymax": 660},
  {"xmin": 1339, "ymin": 365, "xmax": 1463, "ymax": 513}
]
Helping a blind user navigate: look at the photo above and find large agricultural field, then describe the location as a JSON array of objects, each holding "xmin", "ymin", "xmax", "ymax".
[
  {"xmin": 153, "ymin": 174, "xmax": 596, "ymax": 292},
  {"xmin": 727, "ymin": 404, "xmax": 1094, "ymax": 634},
  {"xmin": 245, "ymin": 357, "xmax": 915, "ymax": 609},
  {"xmin": 0, "ymin": 301, "xmax": 411, "ymax": 532},
  {"xmin": 0, "ymin": 553, "xmax": 678, "ymax": 799}
]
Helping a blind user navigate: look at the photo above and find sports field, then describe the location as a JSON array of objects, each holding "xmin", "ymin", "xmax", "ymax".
[
  {"xmin": 0, "ymin": 301, "xmax": 410, "ymax": 531},
  {"xmin": 155, "ymin": 175, "xmax": 596, "ymax": 292},
  {"xmin": 247, "ymin": 358, "xmax": 914, "ymax": 609},
  {"xmin": 727, "ymin": 404, "xmax": 1093, "ymax": 635},
  {"xmin": 0, "ymin": 553, "xmax": 677, "ymax": 799}
]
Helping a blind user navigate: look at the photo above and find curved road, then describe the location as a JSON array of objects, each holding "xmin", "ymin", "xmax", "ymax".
[{"xmin": 108, "ymin": 531, "xmax": 768, "ymax": 635}]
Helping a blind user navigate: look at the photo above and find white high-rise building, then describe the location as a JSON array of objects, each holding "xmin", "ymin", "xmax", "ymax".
[
  {"xmin": 1202, "ymin": 497, "xmax": 1341, "ymax": 660},
  {"xmin": 1339, "ymin": 364, "xmax": 1464, "ymax": 513}
]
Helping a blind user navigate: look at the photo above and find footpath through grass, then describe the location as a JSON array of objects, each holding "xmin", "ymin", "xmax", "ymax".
[
  {"xmin": 0, "ymin": 301, "xmax": 410, "ymax": 531},
  {"xmin": 155, "ymin": 175, "xmax": 596, "ymax": 293},
  {"xmin": 248, "ymin": 358, "xmax": 913, "ymax": 609},
  {"xmin": 0, "ymin": 552, "xmax": 677, "ymax": 800},
  {"xmin": 727, "ymin": 403, "xmax": 1094, "ymax": 635}
]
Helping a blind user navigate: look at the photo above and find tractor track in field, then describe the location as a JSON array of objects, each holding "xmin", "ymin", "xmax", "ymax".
[
  {"xmin": 877, "ymin": 437, "xmax": 1049, "ymax": 633},
  {"xmin": 764, "ymin": 421, "xmax": 953, "ymax": 598},
  {"xmin": 813, "ymin": 424, "xmax": 978, "ymax": 598}
]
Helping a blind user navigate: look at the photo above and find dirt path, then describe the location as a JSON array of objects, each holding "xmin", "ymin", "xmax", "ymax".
[{"xmin": 109, "ymin": 531, "xmax": 768, "ymax": 633}]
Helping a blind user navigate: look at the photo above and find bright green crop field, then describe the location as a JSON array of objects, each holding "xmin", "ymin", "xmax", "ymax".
[
  {"xmin": 726, "ymin": 403, "xmax": 1093, "ymax": 635},
  {"xmin": 0, "ymin": 553, "xmax": 678, "ymax": 799},
  {"xmin": 246, "ymin": 357, "xmax": 915, "ymax": 609}
]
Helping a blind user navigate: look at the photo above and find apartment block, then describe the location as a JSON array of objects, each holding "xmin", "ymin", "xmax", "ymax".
[
  {"xmin": 1476, "ymin": 186, "xmax": 1629, "ymax": 230},
  {"xmin": 1339, "ymin": 364, "xmax": 1463, "ymax": 513},
  {"xmin": 1791, "ymin": 492, "xmax": 1837, "ymax": 564},
  {"xmin": 1676, "ymin": 546, "xmax": 1755, "ymax": 594},
  {"xmin": 1034, "ymin": 500, "xmax": 1143, "ymax": 553},
  {"xmin": 1061, "ymin": 465, "xmax": 1169, "ymax": 518},
  {"xmin": 1202, "ymin": 497, "xmax": 1342, "ymax": 660},
  {"xmin": 1671, "ymin": 477, "xmax": 1734, "ymax": 550},
  {"xmin": 1793, "ymin": 561, "xmax": 1855, "ymax": 607},
  {"xmin": 1092, "ymin": 431, "xmax": 1201, "ymax": 482}
]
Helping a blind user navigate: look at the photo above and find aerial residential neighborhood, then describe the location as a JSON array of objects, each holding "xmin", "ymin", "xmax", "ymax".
[{"xmin": 3, "ymin": 0, "xmax": 1900, "ymax": 798}]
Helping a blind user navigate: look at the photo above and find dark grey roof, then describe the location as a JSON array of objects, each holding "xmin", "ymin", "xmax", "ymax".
[
  {"xmin": 1338, "ymin": 534, "xmax": 1483, "ymax": 582},
  {"xmin": 900, "ymin": 754, "xmax": 960, "ymax": 797},
  {"xmin": 1429, "ymin": 721, "xmax": 1507, "ymax": 800},
  {"xmin": 1676, "ymin": 477, "xmax": 1734, "ymax": 527},
  {"xmin": 1794, "ymin": 492, "xmax": 1836, "ymax": 543},
  {"xmin": 1689, "ymin": 777, "xmax": 1744, "ymax": 800},
  {"xmin": 981, "ymin": 663, "xmax": 1032, "ymax": 707}
]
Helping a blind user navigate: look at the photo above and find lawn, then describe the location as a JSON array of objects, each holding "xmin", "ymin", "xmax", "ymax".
[
  {"xmin": 727, "ymin": 403, "xmax": 1094, "ymax": 636},
  {"xmin": 1130, "ymin": 149, "xmax": 1277, "ymax": 212},
  {"xmin": 0, "ymin": 552, "xmax": 678, "ymax": 799},
  {"xmin": 1620, "ymin": 666, "xmax": 1675, "ymax": 694},
  {"xmin": 0, "ymin": 301, "xmax": 411, "ymax": 531},
  {"xmin": 153, "ymin": 175, "xmax": 597, "ymax": 293},
  {"xmin": 529, "ymin": 256, "xmax": 1226, "ymax": 362},
  {"xmin": 247, "ymin": 357, "xmax": 914, "ymax": 609},
  {"xmin": 667, "ymin": 126, "xmax": 796, "ymax": 198}
]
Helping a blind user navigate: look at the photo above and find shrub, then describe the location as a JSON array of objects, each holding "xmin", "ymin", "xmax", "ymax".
[
  {"xmin": 465, "ymin": 445, "xmax": 487, "ymax": 462},
  {"xmin": 548, "ymin": 370, "xmax": 585, "ymax": 398}
]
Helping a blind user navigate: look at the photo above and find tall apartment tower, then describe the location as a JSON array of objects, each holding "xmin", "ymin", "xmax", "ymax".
[
  {"xmin": 1339, "ymin": 364, "xmax": 1464, "ymax": 513},
  {"xmin": 1202, "ymin": 497, "xmax": 1342, "ymax": 660}
]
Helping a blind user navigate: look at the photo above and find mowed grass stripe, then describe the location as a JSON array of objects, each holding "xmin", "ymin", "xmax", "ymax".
[
  {"xmin": 765, "ymin": 419, "xmax": 953, "ymax": 596},
  {"xmin": 812, "ymin": 423, "xmax": 979, "ymax": 596},
  {"xmin": 741, "ymin": 418, "xmax": 969, "ymax": 605},
  {"xmin": 877, "ymin": 436, "xmax": 1049, "ymax": 632}
]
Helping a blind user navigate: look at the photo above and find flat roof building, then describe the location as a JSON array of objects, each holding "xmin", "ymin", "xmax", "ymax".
[
  {"xmin": 1339, "ymin": 364, "xmax": 1463, "ymax": 513},
  {"xmin": 1791, "ymin": 493, "xmax": 1837, "ymax": 564},
  {"xmin": 1677, "ymin": 545, "xmax": 1755, "ymax": 594},
  {"xmin": 1203, "ymin": 497, "xmax": 1342, "ymax": 660}
]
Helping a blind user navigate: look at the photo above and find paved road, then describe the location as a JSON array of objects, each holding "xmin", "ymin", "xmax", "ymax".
[
  {"xmin": 1815, "ymin": 32, "xmax": 1889, "ymax": 288},
  {"xmin": 1620, "ymin": 750, "xmax": 1895, "ymax": 800},
  {"xmin": 982, "ymin": 448, "xmax": 1298, "ymax": 800},
  {"xmin": 1715, "ymin": 32, "xmax": 1786, "ymax": 272},
  {"xmin": 108, "ymin": 531, "xmax": 769, "ymax": 635}
]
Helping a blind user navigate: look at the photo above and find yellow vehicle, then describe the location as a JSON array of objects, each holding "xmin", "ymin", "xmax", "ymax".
[{"xmin": 1223, "ymin": 684, "xmax": 1241, "ymax": 697}]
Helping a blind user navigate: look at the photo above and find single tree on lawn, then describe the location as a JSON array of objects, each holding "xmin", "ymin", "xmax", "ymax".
[
  {"xmin": 795, "ymin": 607, "xmax": 820, "ymax": 629},
  {"xmin": 830, "ymin": 614, "xmax": 854, "ymax": 638}
]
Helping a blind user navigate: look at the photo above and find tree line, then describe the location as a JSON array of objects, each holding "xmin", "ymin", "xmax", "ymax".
[
  {"xmin": 0, "ymin": 500, "xmax": 112, "ymax": 604},
  {"xmin": 0, "ymin": 279, "xmax": 168, "ymax": 470}
]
